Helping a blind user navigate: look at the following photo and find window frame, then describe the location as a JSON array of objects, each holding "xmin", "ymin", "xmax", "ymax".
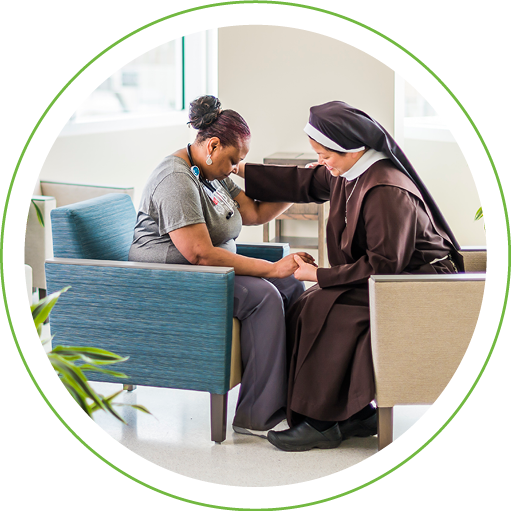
[{"xmin": 59, "ymin": 30, "xmax": 218, "ymax": 137}]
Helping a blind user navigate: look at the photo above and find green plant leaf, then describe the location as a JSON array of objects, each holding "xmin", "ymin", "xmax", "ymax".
[
  {"xmin": 79, "ymin": 364, "xmax": 128, "ymax": 379},
  {"xmin": 102, "ymin": 391, "xmax": 153, "ymax": 416},
  {"xmin": 115, "ymin": 403, "xmax": 153, "ymax": 415},
  {"xmin": 101, "ymin": 397, "xmax": 127, "ymax": 424},
  {"xmin": 33, "ymin": 286, "xmax": 151, "ymax": 423},
  {"xmin": 32, "ymin": 286, "xmax": 70, "ymax": 330},
  {"xmin": 49, "ymin": 354, "xmax": 106, "ymax": 412},
  {"xmin": 103, "ymin": 390, "xmax": 124, "ymax": 402},
  {"xmin": 30, "ymin": 286, "xmax": 150, "ymax": 424},
  {"xmin": 88, "ymin": 390, "xmax": 153, "ymax": 420},
  {"xmin": 51, "ymin": 345, "xmax": 129, "ymax": 365},
  {"xmin": 31, "ymin": 199, "xmax": 45, "ymax": 227},
  {"xmin": 41, "ymin": 334, "xmax": 55, "ymax": 347},
  {"xmin": 474, "ymin": 207, "xmax": 483, "ymax": 221},
  {"xmin": 89, "ymin": 390, "xmax": 124, "ymax": 414},
  {"xmin": 90, "ymin": 390, "xmax": 127, "ymax": 423},
  {"xmin": 62, "ymin": 380, "xmax": 92, "ymax": 416},
  {"xmin": 80, "ymin": 356, "xmax": 130, "ymax": 366},
  {"xmin": 53, "ymin": 354, "xmax": 82, "ymax": 362}
]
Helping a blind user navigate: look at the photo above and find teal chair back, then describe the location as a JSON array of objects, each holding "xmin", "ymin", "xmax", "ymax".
[{"xmin": 50, "ymin": 193, "xmax": 136, "ymax": 261}]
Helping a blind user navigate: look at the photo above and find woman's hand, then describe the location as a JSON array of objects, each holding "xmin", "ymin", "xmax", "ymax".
[
  {"xmin": 293, "ymin": 254, "xmax": 319, "ymax": 282},
  {"xmin": 272, "ymin": 252, "xmax": 316, "ymax": 279}
]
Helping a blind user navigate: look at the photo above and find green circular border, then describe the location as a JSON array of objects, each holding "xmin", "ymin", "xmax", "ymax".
[{"xmin": 2, "ymin": 2, "xmax": 509, "ymax": 509}]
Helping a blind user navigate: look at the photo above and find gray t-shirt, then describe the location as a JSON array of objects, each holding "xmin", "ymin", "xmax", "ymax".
[{"xmin": 128, "ymin": 155, "xmax": 242, "ymax": 264}]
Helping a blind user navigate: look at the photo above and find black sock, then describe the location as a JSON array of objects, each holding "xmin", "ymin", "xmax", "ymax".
[
  {"xmin": 350, "ymin": 403, "xmax": 377, "ymax": 421},
  {"xmin": 305, "ymin": 417, "xmax": 337, "ymax": 432}
]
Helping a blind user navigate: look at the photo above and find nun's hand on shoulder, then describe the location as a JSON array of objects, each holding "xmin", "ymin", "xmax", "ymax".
[{"xmin": 305, "ymin": 162, "xmax": 320, "ymax": 168}]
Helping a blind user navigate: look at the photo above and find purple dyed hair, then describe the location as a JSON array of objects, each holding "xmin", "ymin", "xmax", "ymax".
[{"xmin": 189, "ymin": 95, "xmax": 250, "ymax": 148}]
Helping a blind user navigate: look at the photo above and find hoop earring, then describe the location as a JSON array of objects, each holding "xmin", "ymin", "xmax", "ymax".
[{"xmin": 206, "ymin": 155, "xmax": 213, "ymax": 165}]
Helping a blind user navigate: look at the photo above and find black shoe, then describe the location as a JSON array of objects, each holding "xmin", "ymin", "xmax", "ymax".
[
  {"xmin": 267, "ymin": 421, "xmax": 343, "ymax": 452},
  {"xmin": 338, "ymin": 410, "xmax": 377, "ymax": 439}
]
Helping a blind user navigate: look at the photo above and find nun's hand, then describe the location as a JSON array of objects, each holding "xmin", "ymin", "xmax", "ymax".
[
  {"xmin": 271, "ymin": 252, "xmax": 316, "ymax": 279},
  {"xmin": 293, "ymin": 252, "xmax": 317, "ymax": 267},
  {"xmin": 305, "ymin": 162, "xmax": 321, "ymax": 168},
  {"xmin": 293, "ymin": 254, "xmax": 318, "ymax": 282}
]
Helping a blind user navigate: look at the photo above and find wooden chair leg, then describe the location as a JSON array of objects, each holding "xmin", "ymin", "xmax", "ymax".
[
  {"xmin": 210, "ymin": 393, "xmax": 228, "ymax": 443},
  {"xmin": 378, "ymin": 406, "xmax": 393, "ymax": 450},
  {"xmin": 123, "ymin": 384, "xmax": 137, "ymax": 391},
  {"xmin": 263, "ymin": 222, "xmax": 270, "ymax": 242},
  {"xmin": 275, "ymin": 219, "xmax": 282, "ymax": 241}
]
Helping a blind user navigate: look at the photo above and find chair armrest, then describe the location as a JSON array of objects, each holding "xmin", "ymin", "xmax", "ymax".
[
  {"xmin": 45, "ymin": 257, "xmax": 234, "ymax": 273},
  {"xmin": 25, "ymin": 196, "xmax": 57, "ymax": 289},
  {"xmin": 236, "ymin": 242, "xmax": 290, "ymax": 262},
  {"xmin": 459, "ymin": 246, "xmax": 487, "ymax": 272},
  {"xmin": 45, "ymin": 258, "xmax": 236, "ymax": 394},
  {"xmin": 369, "ymin": 273, "xmax": 485, "ymax": 407},
  {"xmin": 40, "ymin": 180, "xmax": 134, "ymax": 207},
  {"xmin": 25, "ymin": 264, "xmax": 33, "ymax": 304}
]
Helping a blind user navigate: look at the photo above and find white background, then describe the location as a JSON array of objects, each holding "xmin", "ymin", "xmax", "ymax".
[{"xmin": 1, "ymin": 1, "xmax": 509, "ymax": 509}]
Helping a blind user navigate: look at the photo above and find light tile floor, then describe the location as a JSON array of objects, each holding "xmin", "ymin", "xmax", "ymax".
[
  {"xmin": 41, "ymin": 300, "xmax": 430, "ymax": 487},
  {"xmin": 90, "ymin": 381, "xmax": 429, "ymax": 487}
]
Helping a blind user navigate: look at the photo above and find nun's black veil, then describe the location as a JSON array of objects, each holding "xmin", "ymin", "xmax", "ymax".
[{"xmin": 307, "ymin": 101, "xmax": 460, "ymax": 250}]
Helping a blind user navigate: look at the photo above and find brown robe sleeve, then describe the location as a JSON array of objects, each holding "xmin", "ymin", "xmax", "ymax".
[
  {"xmin": 245, "ymin": 163, "xmax": 331, "ymax": 203},
  {"xmin": 317, "ymin": 186, "xmax": 420, "ymax": 288}
]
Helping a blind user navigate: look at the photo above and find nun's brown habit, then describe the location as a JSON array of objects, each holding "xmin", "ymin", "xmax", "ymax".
[{"xmin": 245, "ymin": 101, "xmax": 463, "ymax": 425}]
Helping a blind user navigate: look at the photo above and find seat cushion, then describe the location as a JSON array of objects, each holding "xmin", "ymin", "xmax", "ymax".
[{"xmin": 51, "ymin": 193, "xmax": 136, "ymax": 261}]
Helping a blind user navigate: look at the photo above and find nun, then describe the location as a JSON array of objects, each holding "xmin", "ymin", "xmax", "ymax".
[{"xmin": 238, "ymin": 100, "xmax": 464, "ymax": 451}]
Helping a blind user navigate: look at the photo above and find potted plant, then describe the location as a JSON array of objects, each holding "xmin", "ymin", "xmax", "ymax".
[{"xmin": 33, "ymin": 287, "xmax": 150, "ymax": 422}]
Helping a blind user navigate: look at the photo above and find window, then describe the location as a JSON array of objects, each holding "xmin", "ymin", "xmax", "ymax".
[
  {"xmin": 404, "ymin": 81, "xmax": 438, "ymax": 118},
  {"xmin": 61, "ymin": 30, "xmax": 218, "ymax": 136},
  {"xmin": 400, "ymin": 79, "xmax": 454, "ymax": 142},
  {"xmin": 70, "ymin": 39, "xmax": 184, "ymax": 121}
]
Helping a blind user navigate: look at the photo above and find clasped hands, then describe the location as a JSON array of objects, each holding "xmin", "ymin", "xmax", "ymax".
[{"xmin": 273, "ymin": 252, "xmax": 318, "ymax": 282}]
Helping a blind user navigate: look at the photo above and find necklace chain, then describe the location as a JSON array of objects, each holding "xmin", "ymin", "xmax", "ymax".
[{"xmin": 345, "ymin": 176, "xmax": 360, "ymax": 224}]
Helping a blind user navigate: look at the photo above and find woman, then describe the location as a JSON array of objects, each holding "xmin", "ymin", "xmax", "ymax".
[
  {"xmin": 239, "ymin": 100, "xmax": 463, "ymax": 451},
  {"xmin": 129, "ymin": 95, "xmax": 314, "ymax": 436}
]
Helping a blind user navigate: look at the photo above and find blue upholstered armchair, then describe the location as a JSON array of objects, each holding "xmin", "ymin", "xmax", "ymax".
[{"xmin": 45, "ymin": 193, "xmax": 290, "ymax": 443}]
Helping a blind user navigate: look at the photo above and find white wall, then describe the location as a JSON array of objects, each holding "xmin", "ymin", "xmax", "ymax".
[
  {"xmin": 38, "ymin": 25, "xmax": 484, "ymax": 248},
  {"xmin": 218, "ymin": 25, "xmax": 395, "ymax": 163},
  {"xmin": 403, "ymin": 138, "xmax": 485, "ymax": 247},
  {"xmin": 218, "ymin": 25, "xmax": 484, "ymax": 247},
  {"xmin": 218, "ymin": 24, "xmax": 395, "ymax": 242},
  {"xmin": 39, "ymin": 123, "xmax": 192, "ymax": 210}
]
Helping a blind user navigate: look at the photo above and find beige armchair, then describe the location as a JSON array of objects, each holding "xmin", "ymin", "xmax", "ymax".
[
  {"xmin": 25, "ymin": 264, "xmax": 33, "ymax": 304},
  {"xmin": 369, "ymin": 247, "xmax": 486, "ymax": 450},
  {"xmin": 25, "ymin": 180, "xmax": 134, "ymax": 293}
]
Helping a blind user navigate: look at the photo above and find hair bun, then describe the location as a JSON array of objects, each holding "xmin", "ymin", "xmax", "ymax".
[{"xmin": 189, "ymin": 95, "xmax": 222, "ymax": 130}]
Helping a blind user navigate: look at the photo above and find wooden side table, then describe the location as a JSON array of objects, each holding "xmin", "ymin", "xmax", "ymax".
[{"xmin": 262, "ymin": 152, "xmax": 329, "ymax": 268}]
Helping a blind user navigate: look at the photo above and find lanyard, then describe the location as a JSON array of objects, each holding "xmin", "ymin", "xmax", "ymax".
[{"xmin": 186, "ymin": 144, "xmax": 236, "ymax": 219}]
